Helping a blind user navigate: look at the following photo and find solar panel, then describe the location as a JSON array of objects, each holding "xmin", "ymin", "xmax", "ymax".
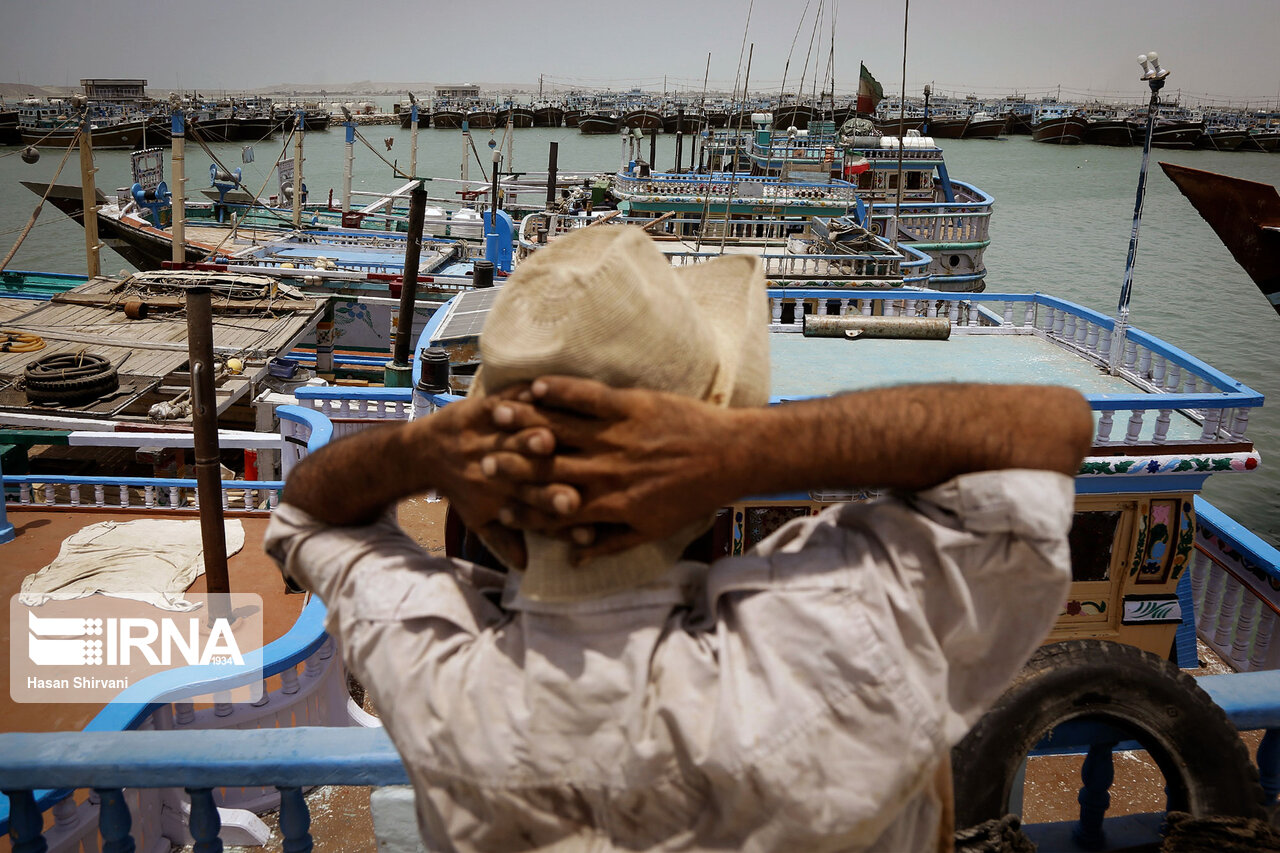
[{"xmin": 433, "ymin": 288, "xmax": 499, "ymax": 342}]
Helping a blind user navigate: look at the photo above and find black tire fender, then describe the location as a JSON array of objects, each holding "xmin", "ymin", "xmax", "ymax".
[{"xmin": 951, "ymin": 639, "xmax": 1266, "ymax": 828}]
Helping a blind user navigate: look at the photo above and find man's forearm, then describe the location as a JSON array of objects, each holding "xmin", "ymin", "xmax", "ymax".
[
  {"xmin": 731, "ymin": 384, "xmax": 1093, "ymax": 497},
  {"xmin": 282, "ymin": 421, "xmax": 434, "ymax": 526}
]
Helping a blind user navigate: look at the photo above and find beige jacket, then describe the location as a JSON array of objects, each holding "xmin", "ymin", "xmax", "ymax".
[{"xmin": 265, "ymin": 470, "xmax": 1075, "ymax": 852}]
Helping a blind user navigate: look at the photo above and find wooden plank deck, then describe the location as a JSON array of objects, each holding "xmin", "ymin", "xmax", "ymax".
[{"xmin": 0, "ymin": 276, "xmax": 324, "ymax": 419}]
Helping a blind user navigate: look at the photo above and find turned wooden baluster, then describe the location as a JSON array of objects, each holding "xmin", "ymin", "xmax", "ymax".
[
  {"xmin": 278, "ymin": 786, "xmax": 314, "ymax": 853},
  {"xmin": 186, "ymin": 787, "xmax": 222, "ymax": 853},
  {"xmin": 96, "ymin": 787, "xmax": 135, "ymax": 853},
  {"xmin": 4, "ymin": 788, "xmax": 48, "ymax": 853}
]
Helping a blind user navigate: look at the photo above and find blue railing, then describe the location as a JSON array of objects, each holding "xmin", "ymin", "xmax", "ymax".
[
  {"xmin": 1, "ymin": 665, "xmax": 1276, "ymax": 851},
  {"xmin": 0, "ymin": 405, "xmax": 338, "ymax": 834}
]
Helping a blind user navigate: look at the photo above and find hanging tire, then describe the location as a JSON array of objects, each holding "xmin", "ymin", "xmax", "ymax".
[
  {"xmin": 23, "ymin": 352, "xmax": 119, "ymax": 405},
  {"xmin": 951, "ymin": 639, "xmax": 1266, "ymax": 829}
]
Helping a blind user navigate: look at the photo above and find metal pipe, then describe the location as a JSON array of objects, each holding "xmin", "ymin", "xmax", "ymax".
[
  {"xmin": 408, "ymin": 94, "xmax": 419, "ymax": 180},
  {"xmin": 185, "ymin": 286, "xmax": 230, "ymax": 599},
  {"xmin": 803, "ymin": 314, "xmax": 951, "ymax": 340},
  {"xmin": 674, "ymin": 108, "xmax": 684, "ymax": 174},
  {"xmin": 171, "ymin": 107, "xmax": 186, "ymax": 265},
  {"xmin": 545, "ymin": 141, "xmax": 558, "ymax": 210},
  {"xmin": 78, "ymin": 107, "xmax": 101, "ymax": 278},
  {"xmin": 393, "ymin": 183, "xmax": 428, "ymax": 368},
  {"xmin": 649, "ymin": 127, "xmax": 657, "ymax": 169},
  {"xmin": 1111, "ymin": 54, "xmax": 1169, "ymax": 374}
]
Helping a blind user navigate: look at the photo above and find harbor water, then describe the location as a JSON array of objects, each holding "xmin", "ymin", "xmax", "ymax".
[{"xmin": 2, "ymin": 123, "xmax": 1279, "ymax": 546}]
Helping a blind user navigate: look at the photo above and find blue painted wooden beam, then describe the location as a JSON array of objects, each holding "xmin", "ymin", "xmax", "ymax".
[
  {"xmin": 1196, "ymin": 670, "xmax": 1280, "ymax": 730},
  {"xmin": 0, "ymin": 728, "xmax": 409, "ymax": 791}
]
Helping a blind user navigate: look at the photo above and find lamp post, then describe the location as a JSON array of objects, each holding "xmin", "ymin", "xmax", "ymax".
[{"xmin": 1110, "ymin": 51, "xmax": 1170, "ymax": 374}]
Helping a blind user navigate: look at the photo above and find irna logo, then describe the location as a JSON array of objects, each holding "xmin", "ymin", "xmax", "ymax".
[{"xmin": 27, "ymin": 611, "xmax": 245, "ymax": 667}]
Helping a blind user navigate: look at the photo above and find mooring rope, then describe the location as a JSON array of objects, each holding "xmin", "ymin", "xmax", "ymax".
[{"xmin": 0, "ymin": 128, "xmax": 81, "ymax": 271}]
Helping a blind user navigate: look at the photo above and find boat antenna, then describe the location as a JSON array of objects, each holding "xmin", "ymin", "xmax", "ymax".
[
  {"xmin": 719, "ymin": 43, "xmax": 753, "ymax": 253},
  {"xmin": 891, "ymin": 0, "xmax": 911, "ymax": 249},
  {"xmin": 1110, "ymin": 51, "xmax": 1170, "ymax": 374}
]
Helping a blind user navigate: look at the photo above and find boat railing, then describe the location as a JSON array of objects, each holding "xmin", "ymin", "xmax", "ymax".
[
  {"xmin": 1191, "ymin": 496, "xmax": 1280, "ymax": 673},
  {"xmin": 292, "ymin": 386, "xmax": 413, "ymax": 437},
  {"xmin": 612, "ymin": 171, "xmax": 860, "ymax": 207},
  {"xmin": 0, "ymin": 407, "xmax": 367, "ymax": 846},
  {"xmin": 763, "ymin": 289, "xmax": 1263, "ymax": 447},
  {"xmin": 1, "ymin": 406, "xmax": 330, "ymax": 514},
  {"xmin": 2, "ymin": 663, "xmax": 1277, "ymax": 851}
]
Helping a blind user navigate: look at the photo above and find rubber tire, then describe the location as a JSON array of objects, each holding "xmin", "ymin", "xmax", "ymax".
[
  {"xmin": 24, "ymin": 354, "xmax": 119, "ymax": 404},
  {"xmin": 952, "ymin": 639, "xmax": 1266, "ymax": 829}
]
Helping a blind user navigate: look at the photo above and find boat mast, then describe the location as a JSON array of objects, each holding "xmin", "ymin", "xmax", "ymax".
[
  {"xmin": 1110, "ymin": 51, "xmax": 1170, "ymax": 374},
  {"xmin": 892, "ymin": 0, "xmax": 911, "ymax": 249},
  {"xmin": 408, "ymin": 92, "xmax": 419, "ymax": 180},
  {"xmin": 291, "ymin": 109, "xmax": 304, "ymax": 230},
  {"xmin": 171, "ymin": 100, "xmax": 186, "ymax": 266},
  {"xmin": 76, "ymin": 97, "xmax": 101, "ymax": 278},
  {"xmin": 340, "ymin": 106, "xmax": 355, "ymax": 220}
]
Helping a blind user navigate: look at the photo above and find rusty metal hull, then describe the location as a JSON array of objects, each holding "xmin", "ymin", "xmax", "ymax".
[{"xmin": 1161, "ymin": 162, "xmax": 1280, "ymax": 315}]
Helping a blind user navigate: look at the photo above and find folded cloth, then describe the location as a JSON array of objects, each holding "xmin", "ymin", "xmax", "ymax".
[{"xmin": 19, "ymin": 519, "xmax": 245, "ymax": 611}]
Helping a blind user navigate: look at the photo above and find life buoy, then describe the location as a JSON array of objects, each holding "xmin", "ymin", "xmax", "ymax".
[{"xmin": 952, "ymin": 640, "xmax": 1266, "ymax": 830}]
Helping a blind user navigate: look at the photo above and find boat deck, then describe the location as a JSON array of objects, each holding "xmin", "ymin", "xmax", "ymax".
[
  {"xmin": 0, "ymin": 276, "xmax": 324, "ymax": 418},
  {"xmin": 770, "ymin": 331, "xmax": 1205, "ymax": 440},
  {"xmin": 0, "ymin": 510, "xmax": 302, "ymax": 734}
]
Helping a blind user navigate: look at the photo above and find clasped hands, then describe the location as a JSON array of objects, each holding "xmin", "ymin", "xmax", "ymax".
[{"xmin": 429, "ymin": 375, "xmax": 742, "ymax": 570}]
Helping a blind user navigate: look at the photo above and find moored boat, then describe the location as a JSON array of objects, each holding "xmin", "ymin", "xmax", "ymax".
[
  {"xmin": 924, "ymin": 114, "xmax": 968, "ymax": 139},
  {"xmin": 961, "ymin": 112, "xmax": 1005, "ymax": 139},
  {"xmin": 578, "ymin": 111, "xmax": 620, "ymax": 134},
  {"xmin": 1083, "ymin": 118, "xmax": 1135, "ymax": 147},
  {"xmin": 1031, "ymin": 106, "xmax": 1088, "ymax": 144}
]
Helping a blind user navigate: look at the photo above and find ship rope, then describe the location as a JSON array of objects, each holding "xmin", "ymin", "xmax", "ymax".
[{"xmin": 0, "ymin": 129, "xmax": 81, "ymax": 272}]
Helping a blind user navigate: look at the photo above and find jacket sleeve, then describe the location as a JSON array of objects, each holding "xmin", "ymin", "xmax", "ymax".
[{"xmin": 262, "ymin": 503, "xmax": 506, "ymax": 723}]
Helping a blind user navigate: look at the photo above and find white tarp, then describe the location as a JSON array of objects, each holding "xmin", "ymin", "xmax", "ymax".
[{"xmin": 19, "ymin": 519, "xmax": 246, "ymax": 612}]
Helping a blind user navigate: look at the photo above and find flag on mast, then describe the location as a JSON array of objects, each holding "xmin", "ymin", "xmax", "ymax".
[{"xmin": 857, "ymin": 63, "xmax": 884, "ymax": 115}]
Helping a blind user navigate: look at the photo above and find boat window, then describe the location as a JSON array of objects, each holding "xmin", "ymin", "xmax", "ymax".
[{"xmin": 1068, "ymin": 510, "xmax": 1123, "ymax": 582}]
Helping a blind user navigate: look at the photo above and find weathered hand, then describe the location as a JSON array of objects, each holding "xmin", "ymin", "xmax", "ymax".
[
  {"xmin": 421, "ymin": 385, "xmax": 577, "ymax": 569},
  {"xmin": 481, "ymin": 376, "xmax": 748, "ymax": 563}
]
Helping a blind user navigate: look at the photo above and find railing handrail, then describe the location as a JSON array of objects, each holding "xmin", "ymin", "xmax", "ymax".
[
  {"xmin": 294, "ymin": 386, "xmax": 413, "ymax": 403},
  {"xmin": 3, "ymin": 664, "xmax": 1277, "ymax": 789},
  {"xmin": 1194, "ymin": 495, "xmax": 1280, "ymax": 586}
]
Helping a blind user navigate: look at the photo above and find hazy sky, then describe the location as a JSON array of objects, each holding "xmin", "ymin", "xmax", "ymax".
[{"xmin": 2, "ymin": 0, "xmax": 1277, "ymax": 105}]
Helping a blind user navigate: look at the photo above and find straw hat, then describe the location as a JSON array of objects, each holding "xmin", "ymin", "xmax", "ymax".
[{"xmin": 473, "ymin": 225, "xmax": 770, "ymax": 601}]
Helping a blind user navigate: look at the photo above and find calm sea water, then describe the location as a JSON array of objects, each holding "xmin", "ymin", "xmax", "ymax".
[{"xmin": 3, "ymin": 123, "xmax": 1279, "ymax": 545}]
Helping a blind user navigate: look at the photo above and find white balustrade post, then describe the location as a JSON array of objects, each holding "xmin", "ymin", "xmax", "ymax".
[
  {"xmin": 1153, "ymin": 410, "xmax": 1172, "ymax": 444},
  {"xmin": 1063, "ymin": 313, "xmax": 1077, "ymax": 342},
  {"xmin": 1198, "ymin": 565, "xmax": 1227, "ymax": 637},
  {"xmin": 1249, "ymin": 610, "xmax": 1277, "ymax": 671},
  {"xmin": 1200, "ymin": 408, "xmax": 1224, "ymax": 442},
  {"xmin": 1230, "ymin": 597, "xmax": 1260, "ymax": 670},
  {"xmin": 1095, "ymin": 410, "xmax": 1115, "ymax": 443},
  {"xmin": 1230, "ymin": 409, "xmax": 1251, "ymax": 441},
  {"xmin": 1151, "ymin": 356, "xmax": 1167, "ymax": 387},
  {"xmin": 1023, "ymin": 302, "xmax": 1035, "ymax": 327},
  {"xmin": 1124, "ymin": 410, "xmax": 1145, "ymax": 444},
  {"xmin": 771, "ymin": 297, "xmax": 783, "ymax": 325},
  {"xmin": 1213, "ymin": 579, "xmax": 1243, "ymax": 649}
]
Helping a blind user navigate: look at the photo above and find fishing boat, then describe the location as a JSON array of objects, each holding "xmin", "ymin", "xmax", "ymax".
[
  {"xmin": 16, "ymin": 99, "xmax": 151, "ymax": 150},
  {"xmin": 577, "ymin": 110, "xmax": 620, "ymax": 134},
  {"xmin": 698, "ymin": 117, "xmax": 992, "ymax": 291},
  {"xmin": 1083, "ymin": 116, "xmax": 1136, "ymax": 147},
  {"xmin": 532, "ymin": 102, "xmax": 564, "ymax": 127},
  {"xmin": 498, "ymin": 103, "xmax": 534, "ymax": 128},
  {"xmin": 621, "ymin": 105, "xmax": 663, "ymax": 132},
  {"xmin": 924, "ymin": 112, "xmax": 968, "ymax": 139},
  {"xmin": 1031, "ymin": 105, "xmax": 1089, "ymax": 144},
  {"xmin": 961, "ymin": 111, "xmax": 1006, "ymax": 139},
  {"xmin": 1195, "ymin": 124, "xmax": 1249, "ymax": 151},
  {"xmin": 771, "ymin": 99, "xmax": 818, "ymax": 131}
]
